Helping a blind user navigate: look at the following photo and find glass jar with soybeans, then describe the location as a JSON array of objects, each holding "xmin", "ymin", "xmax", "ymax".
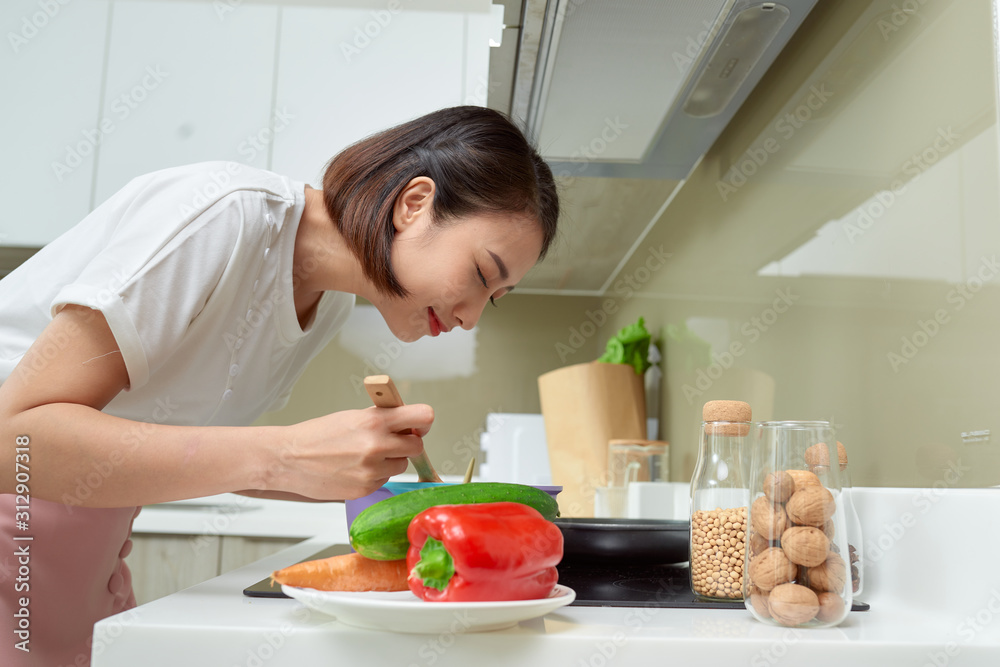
[
  {"xmin": 689, "ymin": 400, "xmax": 752, "ymax": 601},
  {"xmin": 744, "ymin": 421, "xmax": 853, "ymax": 628}
]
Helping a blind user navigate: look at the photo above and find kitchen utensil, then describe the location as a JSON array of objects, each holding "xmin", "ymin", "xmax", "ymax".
[
  {"xmin": 463, "ymin": 456, "xmax": 476, "ymax": 483},
  {"xmin": 364, "ymin": 375, "xmax": 441, "ymax": 482},
  {"xmin": 554, "ymin": 518, "xmax": 689, "ymax": 564}
]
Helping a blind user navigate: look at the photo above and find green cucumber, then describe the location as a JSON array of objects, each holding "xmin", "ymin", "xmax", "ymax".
[{"xmin": 349, "ymin": 482, "xmax": 559, "ymax": 560}]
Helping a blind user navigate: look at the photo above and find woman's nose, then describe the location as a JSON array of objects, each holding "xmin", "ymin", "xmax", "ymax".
[{"xmin": 454, "ymin": 297, "xmax": 489, "ymax": 330}]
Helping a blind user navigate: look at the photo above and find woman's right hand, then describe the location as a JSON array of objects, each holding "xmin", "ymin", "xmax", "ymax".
[{"xmin": 264, "ymin": 404, "xmax": 435, "ymax": 501}]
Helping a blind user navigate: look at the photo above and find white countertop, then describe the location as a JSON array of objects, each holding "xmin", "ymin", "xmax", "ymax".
[
  {"xmin": 131, "ymin": 475, "xmax": 474, "ymax": 538},
  {"xmin": 132, "ymin": 493, "xmax": 347, "ymax": 539},
  {"xmin": 93, "ymin": 487, "xmax": 1000, "ymax": 666}
]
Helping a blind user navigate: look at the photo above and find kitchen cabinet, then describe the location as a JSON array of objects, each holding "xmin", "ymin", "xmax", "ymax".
[
  {"xmin": 271, "ymin": 6, "xmax": 498, "ymax": 179},
  {"xmin": 0, "ymin": 1, "xmax": 500, "ymax": 250},
  {"xmin": 92, "ymin": 1, "xmax": 279, "ymax": 204},
  {"xmin": 125, "ymin": 494, "xmax": 346, "ymax": 604},
  {"xmin": 0, "ymin": 0, "xmax": 109, "ymax": 247},
  {"xmin": 127, "ymin": 534, "xmax": 299, "ymax": 606}
]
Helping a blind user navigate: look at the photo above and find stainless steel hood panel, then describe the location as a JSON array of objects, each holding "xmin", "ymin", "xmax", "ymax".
[
  {"xmin": 509, "ymin": 0, "xmax": 818, "ymax": 294},
  {"xmin": 520, "ymin": 0, "xmax": 819, "ymax": 181}
]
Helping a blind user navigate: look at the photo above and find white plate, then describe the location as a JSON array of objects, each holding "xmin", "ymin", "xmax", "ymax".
[{"xmin": 281, "ymin": 584, "xmax": 576, "ymax": 634}]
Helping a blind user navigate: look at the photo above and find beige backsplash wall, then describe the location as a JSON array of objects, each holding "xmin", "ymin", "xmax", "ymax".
[
  {"xmin": 603, "ymin": 0, "xmax": 1000, "ymax": 490},
  {"xmin": 607, "ymin": 291, "xmax": 1000, "ymax": 490},
  {"xmin": 254, "ymin": 294, "xmax": 605, "ymax": 478}
]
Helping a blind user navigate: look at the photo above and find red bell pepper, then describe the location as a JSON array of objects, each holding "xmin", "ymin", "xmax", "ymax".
[{"xmin": 406, "ymin": 502, "xmax": 563, "ymax": 602}]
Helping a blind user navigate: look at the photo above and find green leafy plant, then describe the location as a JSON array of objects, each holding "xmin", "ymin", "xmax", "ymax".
[{"xmin": 598, "ymin": 317, "xmax": 651, "ymax": 375}]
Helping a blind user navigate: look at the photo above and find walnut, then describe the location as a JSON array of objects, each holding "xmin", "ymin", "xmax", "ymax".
[
  {"xmin": 748, "ymin": 585, "xmax": 771, "ymax": 618},
  {"xmin": 816, "ymin": 591, "xmax": 847, "ymax": 623},
  {"xmin": 786, "ymin": 485, "xmax": 835, "ymax": 527},
  {"xmin": 763, "ymin": 470, "xmax": 795, "ymax": 504},
  {"xmin": 780, "ymin": 526, "xmax": 830, "ymax": 567},
  {"xmin": 768, "ymin": 583, "xmax": 820, "ymax": 627},
  {"xmin": 751, "ymin": 495, "xmax": 788, "ymax": 540},
  {"xmin": 806, "ymin": 552, "xmax": 848, "ymax": 592},
  {"xmin": 750, "ymin": 531, "xmax": 770, "ymax": 556},
  {"xmin": 748, "ymin": 547, "xmax": 797, "ymax": 591},
  {"xmin": 784, "ymin": 469, "xmax": 821, "ymax": 490},
  {"xmin": 805, "ymin": 441, "xmax": 848, "ymax": 469}
]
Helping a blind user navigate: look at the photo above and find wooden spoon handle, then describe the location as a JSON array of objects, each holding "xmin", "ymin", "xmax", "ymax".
[{"xmin": 363, "ymin": 375, "xmax": 442, "ymax": 483}]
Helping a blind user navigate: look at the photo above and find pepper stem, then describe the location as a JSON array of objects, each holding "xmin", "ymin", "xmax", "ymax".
[{"xmin": 412, "ymin": 537, "xmax": 455, "ymax": 592}]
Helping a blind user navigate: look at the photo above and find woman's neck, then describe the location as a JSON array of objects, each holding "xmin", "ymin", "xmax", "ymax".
[{"xmin": 294, "ymin": 186, "xmax": 372, "ymax": 321}]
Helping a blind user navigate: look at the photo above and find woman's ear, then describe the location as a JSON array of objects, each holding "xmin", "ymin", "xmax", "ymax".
[{"xmin": 393, "ymin": 177, "xmax": 436, "ymax": 232}]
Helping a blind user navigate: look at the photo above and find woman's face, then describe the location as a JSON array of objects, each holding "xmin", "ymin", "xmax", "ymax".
[{"xmin": 372, "ymin": 179, "xmax": 544, "ymax": 342}]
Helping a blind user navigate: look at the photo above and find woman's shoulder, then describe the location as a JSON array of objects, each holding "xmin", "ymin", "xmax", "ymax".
[{"xmin": 124, "ymin": 161, "xmax": 304, "ymax": 210}]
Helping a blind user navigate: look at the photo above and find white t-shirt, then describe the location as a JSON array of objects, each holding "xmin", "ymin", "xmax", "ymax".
[{"xmin": 0, "ymin": 161, "xmax": 354, "ymax": 427}]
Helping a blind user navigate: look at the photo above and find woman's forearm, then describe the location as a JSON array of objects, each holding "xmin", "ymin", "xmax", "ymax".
[
  {"xmin": 3, "ymin": 402, "xmax": 278, "ymax": 508},
  {"xmin": 234, "ymin": 489, "xmax": 333, "ymax": 502}
]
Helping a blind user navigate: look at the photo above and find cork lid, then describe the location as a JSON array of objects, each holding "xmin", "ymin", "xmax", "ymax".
[
  {"xmin": 702, "ymin": 400, "xmax": 752, "ymax": 436},
  {"xmin": 702, "ymin": 400, "xmax": 752, "ymax": 422}
]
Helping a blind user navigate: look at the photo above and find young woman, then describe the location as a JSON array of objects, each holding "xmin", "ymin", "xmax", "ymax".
[{"xmin": 0, "ymin": 106, "xmax": 559, "ymax": 665}]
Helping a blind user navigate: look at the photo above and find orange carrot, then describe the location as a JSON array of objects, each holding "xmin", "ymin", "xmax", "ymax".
[{"xmin": 271, "ymin": 552, "xmax": 409, "ymax": 592}]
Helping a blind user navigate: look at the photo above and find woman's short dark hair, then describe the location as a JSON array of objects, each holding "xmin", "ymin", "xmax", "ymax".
[{"xmin": 322, "ymin": 106, "xmax": 559, "ymax": 298}]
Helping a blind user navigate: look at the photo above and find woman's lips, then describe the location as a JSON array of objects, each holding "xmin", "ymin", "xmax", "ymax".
[{"xmin": 428, "ymin": 307, "xmax": 443, "ymax": 336}]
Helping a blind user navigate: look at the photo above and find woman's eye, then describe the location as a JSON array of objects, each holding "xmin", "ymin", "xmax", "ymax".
[{"xmin": 478, "ymin": 266, "xmax": 498, "ymax": 307}]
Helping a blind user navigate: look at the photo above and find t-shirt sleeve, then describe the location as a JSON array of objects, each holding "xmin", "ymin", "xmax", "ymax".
[{"xmin": 50, "ymin": 168, "xmax": 252, "ymax": 390}]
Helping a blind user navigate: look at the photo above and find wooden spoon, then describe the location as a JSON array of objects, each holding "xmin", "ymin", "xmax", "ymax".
[{"xmin": 363, "ymin": 375, "xmax": 442, "ymax": 482}]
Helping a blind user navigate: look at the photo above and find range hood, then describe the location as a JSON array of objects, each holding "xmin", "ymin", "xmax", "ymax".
[
  {"xmin": 514, "ymin": 0, "xmax": 818, "ymax": 181},
  {"xmin": 505, "ymin": 0, "xmax": 818, "ymax": 293}
]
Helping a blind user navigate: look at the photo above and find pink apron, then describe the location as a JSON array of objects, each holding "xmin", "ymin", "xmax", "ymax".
[{"xmin": 1, "ymin": 496, "xmax": 139, "ymax": 666}]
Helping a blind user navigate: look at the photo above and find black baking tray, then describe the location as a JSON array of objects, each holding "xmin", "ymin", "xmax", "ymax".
[{"xmin": 244, "ymin": 544, "xmax": 353, "ymax": 598}]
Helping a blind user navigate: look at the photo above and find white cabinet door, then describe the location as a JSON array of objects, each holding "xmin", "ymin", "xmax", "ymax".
[
  {"xmin": 127, "ymin": 533, "xmax": 221, "ymax": 606},
  {"xmin": 272, "ymin": 3, "xmax": 499, "ymax": 184},
  {"xmin": 2, "ymin": 1, "xmax": 501, "ymax": 247},
  {"xmin": 0, "ymin": 0, "xmax": 109, "ymax": 247},
  {"xmin": 93, "ymin": 1, "xmax": 279, "ymax": 203}
]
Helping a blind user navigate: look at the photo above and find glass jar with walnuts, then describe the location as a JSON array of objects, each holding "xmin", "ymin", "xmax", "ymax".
[{"xmin": 744, "ymin": 421, "xmax": 853, "ymax": 628}]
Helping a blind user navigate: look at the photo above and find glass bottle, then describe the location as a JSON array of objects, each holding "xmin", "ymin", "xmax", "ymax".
[
  {"xmin": 744, "ymin": 422, "xmax": 853, "ymax": 628},
  {"xmin": 689, "ymin": 400, "xmax": 752, "ymax": 601}
]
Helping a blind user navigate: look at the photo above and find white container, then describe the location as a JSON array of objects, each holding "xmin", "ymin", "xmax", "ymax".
[{"xmin": 478, "ymin": 413, "xmax": 552, "ymax": 485}]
